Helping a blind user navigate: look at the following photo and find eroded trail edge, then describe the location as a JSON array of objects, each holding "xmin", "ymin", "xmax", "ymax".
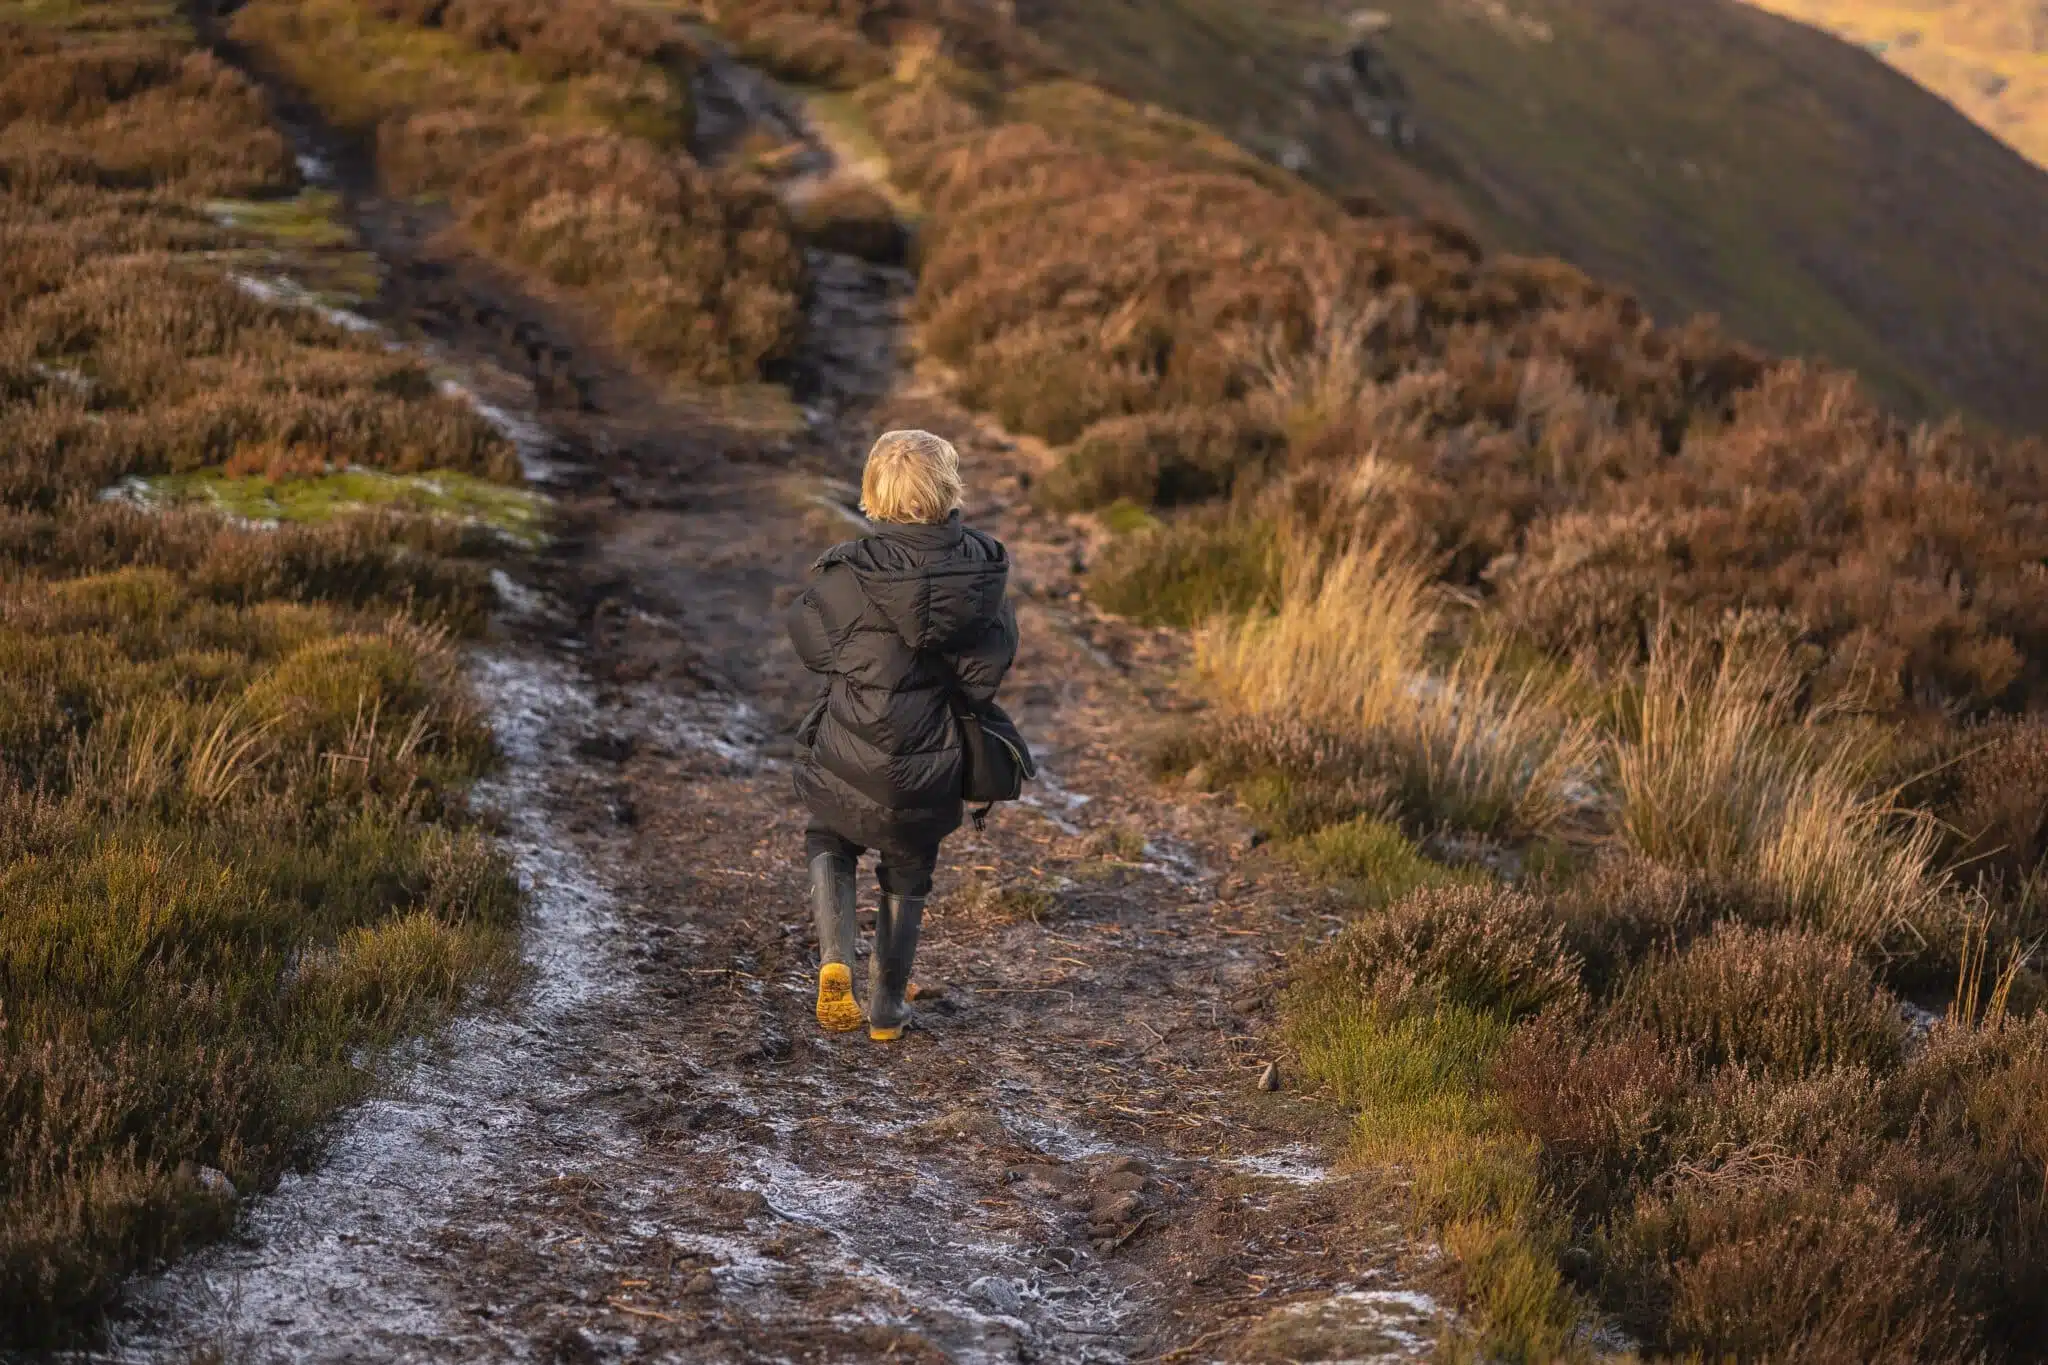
[{"xmin": 101, "ymin": 39, "xmax": 1448, "ymax": 1365}]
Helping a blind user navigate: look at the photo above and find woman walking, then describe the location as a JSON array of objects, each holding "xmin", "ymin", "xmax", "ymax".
[{"xmin": 787, "ymin": 430, "xmax": 1019, "ymax": 1040}]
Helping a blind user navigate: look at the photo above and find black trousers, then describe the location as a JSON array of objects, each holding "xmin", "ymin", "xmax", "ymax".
[{"xmin": 805, "ymin": 819, "xmax": 940, "ymax": 898}]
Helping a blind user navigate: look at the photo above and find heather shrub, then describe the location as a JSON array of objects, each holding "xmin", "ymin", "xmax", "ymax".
[
  {"xmin": 0, "ymin": 34, "xmax": 295, "ymax": 198},
  {"xmin": 377, "ymin": 0, "xmax": 699, "ymax": 79},
  {"xmin": 1495, "ymin": 1013, "xmax": 1692, "ymax": 1223},
  {"xmin": 234, "ymin": 0, "xmax": 694, "ymax": 145},
  {"xmin": 1151, "ymin": 711, "xmax": 1394, "ymax": 839},
  {"xmin": 1603, "ymin": 1180, "xmax": 1967, "ymax": 1364},
  {"xmin": 1874, "ymin": 1017, "xmax": 2048, "ymax": 1349},
  {"xmin": 723, "ymin": 13, "xmax": 891, "ymax": 88},
  {"xmin": 456, "ymin": 134, "xmax": 803, "ymax": 384},
  {"xmin": 1039, "ymin": 407, "xmax": 1283, "ymax": 511},
  {"xmin": 1615, "ymin": 924, "xmax": 1907, "ymax": 1079},
  {"xmin": 1543, "ymin": 854, "xmax": 1711, "ymax": 999},
  {"xmin": 710, "ymin": 0, "xmax": 1052, "ymax": 78},
  {"xmin": 1493, "ymin": 369, "xmax": 2048, "ymax": 712},
  {"xmin": 1320, "ymin": 884, "xmax": 1584, "ymax": 1022},
  {"xmin": 1923, "ymin": 715, "xmax": 2048, "ymax": 889}
]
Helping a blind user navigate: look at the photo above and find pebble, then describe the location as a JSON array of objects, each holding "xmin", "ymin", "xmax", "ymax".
[
  {"xmin": 921, "ymin": 1107, "xmax": 1006, "ymax": 1143},
  {"xmin": 1091, "ymin": 1191, "xmax": 1142, "ymax": 1223},
  {"xmin": 178, "ymin": 1161, "xmax": 237, "ymax": 1201},
  {"xmin": 969, "ymin": 1275, "xmax": 1024, "ymax": 1316}
]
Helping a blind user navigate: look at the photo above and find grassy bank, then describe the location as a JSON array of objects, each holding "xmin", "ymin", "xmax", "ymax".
[
  {"xmin": 696, "ymin": 9, "xmax": 2048, "ymax": 1357},
  {"xmin": 0, "ymin": 2, "xmax": 526, "ymax": 1342},
  {"xmin": 228, "ymin": 0, "xmax": 805, "ymax": 388}
]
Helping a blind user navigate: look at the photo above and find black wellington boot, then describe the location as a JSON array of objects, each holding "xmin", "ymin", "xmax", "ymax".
[
  {"xmin": 867, "ymin": 891, "xmax": 925, "ymax": 1041},
  {"xmin": 809, "ymin": 852, "xmax": 862, "ymax": 1033}
]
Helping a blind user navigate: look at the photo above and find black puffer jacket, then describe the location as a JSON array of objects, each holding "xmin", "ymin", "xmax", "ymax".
[{"xmin": 787, "ymin": 513, "xmax": 1019, "ymax": 852}]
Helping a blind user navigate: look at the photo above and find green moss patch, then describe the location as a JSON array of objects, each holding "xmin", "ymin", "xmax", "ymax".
[{"xmin": 116, "ymin": 468, "xmax": 551, "ymax": 547}]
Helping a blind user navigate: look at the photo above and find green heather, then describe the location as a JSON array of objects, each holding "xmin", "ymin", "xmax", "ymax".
[{"xmin": 124, "ymin": 469, "xmax": 552, "ymax": 548}]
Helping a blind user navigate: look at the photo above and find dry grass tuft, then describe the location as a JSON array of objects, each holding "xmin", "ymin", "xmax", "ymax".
[
  {"xmin": 1194, "ymin": 531, "xmax": 1597, "ymax": 839},
  {"xmin": 1613, "ymin": 626, "xmax": 1945, "ymax": 946}
]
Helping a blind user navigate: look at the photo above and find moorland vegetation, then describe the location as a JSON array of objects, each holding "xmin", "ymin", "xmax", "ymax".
[
  {"xmin": 7, "ymin": 0, "xmax": 2045, "ymax": 1357},
  {"xmin": 0, "ymin": 0, "xmax": 530, "ymax": 1340},
  {"xmin": 719, "ymin": 3, "xmax": 2048, "ymax": 1358},
  {"xmin": 228, "ymin": 0, "xmax": 806, "ymax": 386}
]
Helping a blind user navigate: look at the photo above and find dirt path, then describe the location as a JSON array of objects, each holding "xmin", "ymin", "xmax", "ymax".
[{"xmin": 94, "ymin": 30, "xmax": 1449, "ymax": 1365}]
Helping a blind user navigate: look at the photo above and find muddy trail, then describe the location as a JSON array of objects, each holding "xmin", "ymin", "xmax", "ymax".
[{"xmin": 87, "ymin": 25, "xmax": 1449, "ymax": 1365}]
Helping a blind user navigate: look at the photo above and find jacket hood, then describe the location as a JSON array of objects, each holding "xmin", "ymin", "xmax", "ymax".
[{"xmin": 816, "ymin": 513, "xmax": 1009, "ymax": 651}]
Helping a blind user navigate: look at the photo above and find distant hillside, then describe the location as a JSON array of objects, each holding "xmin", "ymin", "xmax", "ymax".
[
  {"xmin": 1747, "ymin": 0, "xmax": 2048, "ymax": 170},
  {"xmin": 1014, "ymin": 0, "xmax": 2048, "ymax": 431}
]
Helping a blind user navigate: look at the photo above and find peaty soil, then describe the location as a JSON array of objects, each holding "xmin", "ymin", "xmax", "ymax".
[{"xmin": 99, "ymin": 21, "xmax": 1450, "ymax": 1365}]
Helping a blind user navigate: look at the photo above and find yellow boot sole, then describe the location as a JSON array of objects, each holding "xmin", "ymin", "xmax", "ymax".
[
  {"xmin": 815, "ymin": 963, "xmax": 864, "ymax": 1033},
  {"xmin": 869, "ymin": 982, "xmax": 930, "ymax": 1040}
]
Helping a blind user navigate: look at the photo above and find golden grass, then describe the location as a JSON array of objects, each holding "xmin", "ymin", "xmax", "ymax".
[
  {"xmin": 1194, "ymin": 531, "xmax": 1598, "ymax": 839},
  {"xmin": 1613, "ymin": 627, "xmax": 1945, "ymax": 946}
]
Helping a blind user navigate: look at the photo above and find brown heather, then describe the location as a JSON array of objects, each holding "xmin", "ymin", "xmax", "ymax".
[
  {"xmin": 1604, "ymin": 1181, "xmax": 1967, "ymax": 1364},
  {"xmin": 1323, "ymin": 883, "xmax": 1585, "ymax": 1023},
  {"xmin": 771, "ymin": 20, "xmax": 2048, "ymax": 1350},
  {"xmin": 231, "ymin": 0, "xmax": 805, "ymax": 386},
  {"xmin": 0, "ymin": 27, "xmax": 294, "ymax": 196},
  {"xmin": 829, "ymin": 39, "xmax": 2048, "ymax": 716},
  {"xmin": 0, "ymin": 6, "xmax": 520, "ymax": 1343},
  {"xmin": 707, "ymin": 0, "xmax": 1055, "ymax": 81},
  {"xmin": 829, "ymin": 31, "xmax": 2048, "ymax": 1360},
  {"xmin": 1616, "ymin": 924, "xmax": 1908, "ymax": 1079},
  {"xmin": 453, "ymin": 133, "xmax": 803, "ymax": 384}
]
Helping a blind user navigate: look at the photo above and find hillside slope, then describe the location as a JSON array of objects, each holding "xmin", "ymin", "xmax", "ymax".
[
  {"xmin": 1746, "ymin": 0, "xmax": 2048, "ymax": 170},
  {"xmin": 1015, "ymin": 0, "xmax": 2048, "ymax": 431}
]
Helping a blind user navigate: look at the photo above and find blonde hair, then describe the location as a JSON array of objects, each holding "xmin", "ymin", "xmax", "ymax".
[{"xmin": 860, "ymin": 429, "xmax": 963, "ymax": 525}]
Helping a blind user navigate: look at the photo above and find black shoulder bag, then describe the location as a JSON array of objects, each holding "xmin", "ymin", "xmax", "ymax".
[{"xmin": 954, "ymin": 697, "xmax": 1036, "ymax": 830}]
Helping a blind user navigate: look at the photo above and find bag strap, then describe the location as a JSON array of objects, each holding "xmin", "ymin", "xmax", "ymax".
[{"xmin": 970, "ymin": 802, "xmax": 996, "ymax": 832}]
